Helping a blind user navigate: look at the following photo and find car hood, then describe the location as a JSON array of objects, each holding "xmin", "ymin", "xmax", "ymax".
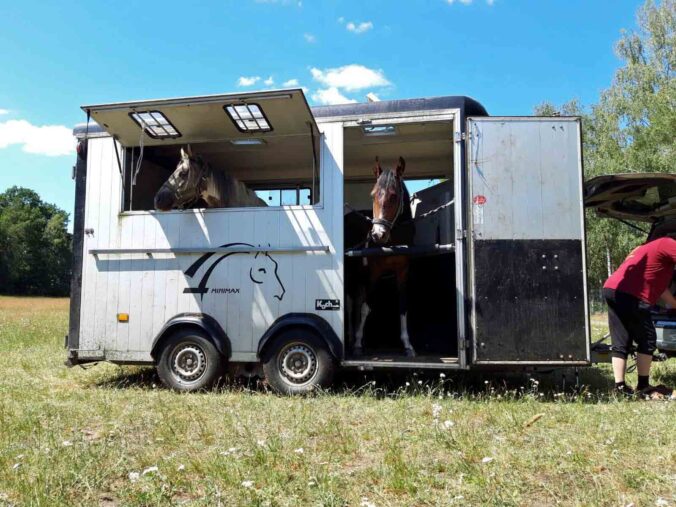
[{"xmin": 584, "ymin": 173, "xmax": 676, "ymax": 223}]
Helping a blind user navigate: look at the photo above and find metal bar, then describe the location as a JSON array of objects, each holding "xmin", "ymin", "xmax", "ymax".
[
  {"xmin": 90, "ymin": 245, "xmax": 330, "ymax": 255},
  {"xmin": 345, "ymin": 244, "xmax": 455, "ymax": 258}
]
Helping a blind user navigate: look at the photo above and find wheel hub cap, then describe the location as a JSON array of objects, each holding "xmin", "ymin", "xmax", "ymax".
[
  {"xmin": 279, "ymin": 344, "xmax": 317, "ymax": 384},
  {"xmin": 172, "ymin": 345, "xmax": 206, "ymax": 381}
]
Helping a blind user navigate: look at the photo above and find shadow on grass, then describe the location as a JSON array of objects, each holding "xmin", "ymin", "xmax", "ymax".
[{"xmin": 90, "ymin": 360, "xmax": 654, "ymax": 404}]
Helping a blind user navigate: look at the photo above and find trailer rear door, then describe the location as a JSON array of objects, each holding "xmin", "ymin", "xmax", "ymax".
[{"xmin": 466, "ymin": 117, "xmax": 590, "ymax": 364}]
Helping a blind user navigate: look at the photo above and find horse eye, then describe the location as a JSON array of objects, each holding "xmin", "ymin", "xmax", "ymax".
[{"xmin": 258, "ymin": 268, "xmax": 266, "ymax": 274}]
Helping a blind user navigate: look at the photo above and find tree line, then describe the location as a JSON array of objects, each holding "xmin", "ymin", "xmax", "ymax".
[
  {"xmin": 535, "ymin": 0, "xmax": 674, "ymax": 300},
  {"xmin": 0, "ymin": 187, "xmax": 72, "ymax": 296},
  {"xmin": 0, "ymin": 0, "xmax": 672, "ymax": 299}
]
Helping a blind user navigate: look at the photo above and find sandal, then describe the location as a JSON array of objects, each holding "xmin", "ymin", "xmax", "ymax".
[{"xmin": 638, "ymin": 384, "xmax": 676, "ymax": 401}]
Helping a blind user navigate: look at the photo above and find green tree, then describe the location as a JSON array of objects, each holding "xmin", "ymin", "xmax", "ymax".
[
  {"xmin": 536, "ymin": 0, "xmax": 675, "ymax": 300},
  {"xmin": 0, "ymin": 187, "xmax": 72, "ymax": 296}
]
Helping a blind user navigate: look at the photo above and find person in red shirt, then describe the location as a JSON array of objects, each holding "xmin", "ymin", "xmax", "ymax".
[{"xmin": 603, "ymin": 236, "xmax": 676, "ymax": 397}]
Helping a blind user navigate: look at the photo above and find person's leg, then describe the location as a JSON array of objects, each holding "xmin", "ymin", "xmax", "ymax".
[
  {"xmin": 604, "ymin": 289, "xmax": 632, "ymax": 386},
  {"xmin": 612, "ymin": 356, "xmax": 628, "ymax": 384},
  {"xmin": 634, "ymin": 305, "xmax": 658, "ymax": 391}
]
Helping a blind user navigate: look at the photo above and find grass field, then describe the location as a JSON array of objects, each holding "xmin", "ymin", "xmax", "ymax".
[{"xmin": 0, "ymin": 296, "xmax": 674, "ymax": 506}]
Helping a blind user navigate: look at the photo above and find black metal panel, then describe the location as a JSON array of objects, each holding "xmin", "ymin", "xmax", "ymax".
[
  {"xmin": 67, "ymin": 141, "xmax": 88, "ymax": 352},
  {"xmin": 473, "ymin": 240, "xmax": 587, "ymax": 362}
]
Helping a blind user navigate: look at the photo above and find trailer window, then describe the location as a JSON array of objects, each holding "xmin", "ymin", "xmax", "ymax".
[
  {"xmin": 129, "ymin": 111, "xmax": 181, "ymax": 139},
  {"xmin": 255, "ymin": 187, "xmax": 312, "ymax": 206},
  {"xmin": 224, "ymin": 103, "xmax": 273, "ymax": 133}
]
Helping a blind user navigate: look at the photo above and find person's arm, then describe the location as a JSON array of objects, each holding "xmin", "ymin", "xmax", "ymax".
[{"xmin": 659, "ymin": 288, "xmax": 676, "ymax": 309}]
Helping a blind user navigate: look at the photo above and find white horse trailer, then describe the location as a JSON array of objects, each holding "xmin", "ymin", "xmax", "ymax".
[{"xmin": 67, "ymin": 89, "xmax": 591, "ymax": 393}]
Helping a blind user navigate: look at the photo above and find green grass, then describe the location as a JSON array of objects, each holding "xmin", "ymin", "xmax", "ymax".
[{"xmin": 0, "ymin": 296, "xmax": 674, "ymax": 506}]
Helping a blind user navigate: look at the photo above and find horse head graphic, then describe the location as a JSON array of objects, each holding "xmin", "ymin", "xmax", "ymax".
[
  {"xmin": 183, "ymin": 242, "xmax": 286, "ymax": 301},
  {"xmin": 249, "ymin": 252, "xmax": 285, "ymax": 301}
]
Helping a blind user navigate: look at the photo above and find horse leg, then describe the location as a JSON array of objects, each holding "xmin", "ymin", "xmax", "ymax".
[
  {"xmin": 353, "ymin": 285, "xmax": 369, "ymax": 356},
  {"xmin": 397, "ymin": 266, "xmax": 415, "ymax": 357}
]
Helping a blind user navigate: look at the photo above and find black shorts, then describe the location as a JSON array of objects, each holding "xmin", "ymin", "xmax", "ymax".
[{"xmin": 603, "ymin": 288, "xmax": 657, "ymax": 359}]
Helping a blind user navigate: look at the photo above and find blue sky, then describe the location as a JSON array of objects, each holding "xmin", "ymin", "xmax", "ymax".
[{"xmin": 0, "ymin": 0, "xmax": 645, "ymax": 221}]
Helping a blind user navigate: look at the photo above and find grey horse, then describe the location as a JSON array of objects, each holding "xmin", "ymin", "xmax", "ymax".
[{"xmin": 154, "ymin": 145, "xmax": 265, "ymax": 210}]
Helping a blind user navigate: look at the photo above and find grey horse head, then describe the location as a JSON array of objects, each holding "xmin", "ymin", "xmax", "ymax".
[{"xmin": 154, "ymin": 145, "xmax": 207, "ymax": 211}]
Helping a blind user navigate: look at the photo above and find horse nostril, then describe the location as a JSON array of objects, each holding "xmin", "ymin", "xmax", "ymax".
[{"xmin": 154, "ymin": 190, "xmax": 175, "ymax": 211}]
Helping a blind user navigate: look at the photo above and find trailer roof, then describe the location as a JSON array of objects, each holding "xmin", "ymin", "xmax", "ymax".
[{"xmin": 73, "ymin": 94, "xmax": 488, "ymax": 138}]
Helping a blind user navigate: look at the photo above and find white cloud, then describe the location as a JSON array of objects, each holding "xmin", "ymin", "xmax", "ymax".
[
  {"xmin": 337, "ymin": 16, "xmax": 345, "ymax": 24},
  {"xmin": 446, "ymin": 0, "xmax": 473, "ymax": 3},
  {"xmin": 264, "ymin": 76, "xmax": 274, "ymax": 86},
  {"xmin": 486, "ymin": 0, "xmax": 495, "ymax": 4},
  {"xmin": 0, "ymin": 119, "xmax": 75, "ymax": 156},
  {"xmin": 311, "ymin": 87, "xmax": 357, "ymax": 106},
  {"xmin": 237, "ymin": 76, "xmax": 261, "ymax": 87},
  {"xmin": 304, "ymin": 33, "xmax": 316, "ymax": 43},
  {"xmin": 310, "ymin": 64, "xmax": 390, "ymax": 92},
  {"xmin": 346, "ymin": 21, "xmax": 373, "ymax": 34},
  {"xmin": 0, "ymin": 109, "xmax": 9, "ymax": 115},
  {"xmin": 283, "ymin": 78, "xmax": 299, "ymax": 87}
]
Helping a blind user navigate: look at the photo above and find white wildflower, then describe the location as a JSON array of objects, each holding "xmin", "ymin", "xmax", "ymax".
[
  {"xmin": 15, "ymin": 454, "xmax": 24, "ymax": 460},
  {"xmin": 256, "ymin": 439, "xmax": 266, "ymax": 446},
  {"xmin": 439, "ymin": 373, "xmax": 446, "ymax": 379},
  {"xmin": 481, "ymin": 457, "xmax": 494, "ymax": 464},
  {"xmin": 360, "ymin": 498, "xmax": 376, "ymax": 507},
  {"xmin": 655, "ymin": 498, "xmax": 668, "ymax": 507},
  {"xmin": 294, "ymin": 447, "xmax": 304, "ymax": 454},
  {"xmin": 128, "ymin": 471, "xmax": 140, "ymax": 482},
  {"xmin": 432, "ymin": 403, "xmax": 442, "ymax": 419},
  {"xmin": 443, "ymin": 420, "xmax": 455, "ymax": 429},
  {"xmin": 405, "ymin": 382, "xmax": 410, "ymax": 387},
  {"xmin": 177, "ymin": 464, "xmax": 185, "ymax": 472},
  {"xmin": 418, "ymin": 380, "xmax": 423, "ymax": 385},
  {"xmin": 241, "ymin": 480, "xmax": 254, "ymax": 489},
  {"xmin": 142, "ymin": 466, "xmax": 158, "ymax": 476},
  {"xmin": 11, "ymin": 463, "xmax": 20, "ymax": 470},
  {"xmin": 62, "ymin": 440, "xmax": 73, "ymax": 447}
]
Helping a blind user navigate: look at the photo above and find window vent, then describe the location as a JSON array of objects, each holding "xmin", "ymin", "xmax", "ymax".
[
  {"xmin": 362, "ymin": 125, "xmax": 397, "ymax": 136},
  {"xmin": 129, "ymin": 111, "xmax": 181, "ymax": 139},
  {"xmin": 224, "ymin": 103, "xmax": 273, "ymax": 133}
]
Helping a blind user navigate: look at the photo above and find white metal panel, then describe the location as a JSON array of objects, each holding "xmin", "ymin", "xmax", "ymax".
[
  {"xmin": 78, "ymin": 125, "xmax": 344, "ymax": 363},
  {"xmin": 468, "ymin": 117, "xmax": 584, "ymax": 241}
]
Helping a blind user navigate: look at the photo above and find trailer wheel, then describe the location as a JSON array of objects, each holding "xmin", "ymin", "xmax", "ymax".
[
  {"xmin": 263, "ymin": 329, "xmax": 336, "ymax": 394},
  {"xmin": 156, "ymin": 329, "xmax": 224, "ymax": 391}
]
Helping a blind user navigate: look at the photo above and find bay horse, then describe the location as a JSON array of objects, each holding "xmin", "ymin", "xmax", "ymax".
[
  {"xmin": 154, "ymin": 145, "xmax": 265, "ymax": 210},
  {"xmin": 353, "ymin": 156, "xmax": 415, "ymax": 357}
]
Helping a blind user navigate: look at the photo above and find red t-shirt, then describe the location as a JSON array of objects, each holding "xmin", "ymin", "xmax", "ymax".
[{"xmin": 604, "ymin": 237, "xmax": 676, "ymax": 304}]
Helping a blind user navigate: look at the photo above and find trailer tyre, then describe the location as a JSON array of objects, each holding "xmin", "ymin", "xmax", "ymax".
[
  {"xmin": 156, "ymin": 329, "xmax": 224, "ymax": 391},
  {"xmin": 263, "ymin": 329, "xmax": 336, "ymax": 394}
]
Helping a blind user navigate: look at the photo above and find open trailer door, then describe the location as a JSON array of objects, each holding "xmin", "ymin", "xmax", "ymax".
[{"xmin": 466, "ymin": 117, "xmax": 590, "ymax": 365}]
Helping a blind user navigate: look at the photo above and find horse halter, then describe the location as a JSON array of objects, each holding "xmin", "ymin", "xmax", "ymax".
[
  {"xmin": 165, "ymin": 156, "xmax": 208, "ymax": 209},
  {"xmin": 372, "ymin": 178, "xmax": 405, "ymax": 233}
]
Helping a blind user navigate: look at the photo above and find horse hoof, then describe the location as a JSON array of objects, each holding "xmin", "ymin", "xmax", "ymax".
[{"xmin": 405, "ymin": 348, "xmax": 416, "ymax": 358}]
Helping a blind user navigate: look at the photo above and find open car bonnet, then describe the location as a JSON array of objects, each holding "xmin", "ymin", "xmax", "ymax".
[{"xmin": 584, "ymin": 173, "xmax": 676, "ymax": 223}]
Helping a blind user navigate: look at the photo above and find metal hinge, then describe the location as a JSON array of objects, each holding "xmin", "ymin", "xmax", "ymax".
[
  {"xmin": 456, "ymin": 229, "xmax": 467, "ymax": 239},
  {"xmin": 459, "ymin": 339, "xmax": 470, "ymax": 349},
  {"xmin": 453, "ymin": 132, "xmax": 466, "ymax": 143}
]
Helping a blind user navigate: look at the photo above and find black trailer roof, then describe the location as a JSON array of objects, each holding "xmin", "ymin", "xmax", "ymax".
[{"xmin": 73, "ymin": 94, "xmax": 488, "ymax": 137}]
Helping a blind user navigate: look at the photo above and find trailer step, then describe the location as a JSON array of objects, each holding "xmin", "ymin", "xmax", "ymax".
[{"xmin": 342, "ymin": 355, "xmax": 460, "ymax": 370}]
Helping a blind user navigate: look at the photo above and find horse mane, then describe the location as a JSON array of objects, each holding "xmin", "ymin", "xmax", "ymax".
[{"xmin": 201, "ymin": 162, "xmax": 265, "ymax": 208}]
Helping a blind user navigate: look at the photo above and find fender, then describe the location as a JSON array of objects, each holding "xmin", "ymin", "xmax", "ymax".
[
  {"xmin": 151, "ymin": 313, "xmax": 231, "ymax": 360},
  {"xmin": 258, "ymin": 313, "xmax": 344, "ymax": 361}
]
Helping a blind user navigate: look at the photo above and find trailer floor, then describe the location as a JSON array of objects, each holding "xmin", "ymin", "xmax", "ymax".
[{"xmin": 342, "ymin": 352, "xmax": 460, "ymax": 369}]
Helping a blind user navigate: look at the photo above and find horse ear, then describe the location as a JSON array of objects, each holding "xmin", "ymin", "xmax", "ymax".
[
  {"xmin": 180, "ymin": 147, "xmax": 189, "ymax": 160},
  {"xmin": 396, "ymin": 157, "xmax": 406, "ymax": 177},
  {"xmin": 185, "ymin": 144, "xmax": 193, "ymax": 157},
  {"xmin": 373, "ymin": 156, "xmax": 382, "ymax": 178}
]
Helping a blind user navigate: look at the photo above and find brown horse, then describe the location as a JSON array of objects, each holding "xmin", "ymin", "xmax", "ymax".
[{"xmin": 353, "ymin": 156, "xmax": 415, "ymax": 357}]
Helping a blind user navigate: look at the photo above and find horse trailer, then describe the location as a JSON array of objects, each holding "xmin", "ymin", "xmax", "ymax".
[{"xmin": 67, "ymin": 89, "xmax": 590, "ymax": 393}]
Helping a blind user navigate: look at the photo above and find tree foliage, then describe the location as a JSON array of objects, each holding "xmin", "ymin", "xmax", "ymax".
[
  {"xmin": 0, "ymin": 187, "xmax": 72, "ymax": 296},
  {"xmin": 535, "ymin": 0, "xmax": 675, "ymax": 299}
]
